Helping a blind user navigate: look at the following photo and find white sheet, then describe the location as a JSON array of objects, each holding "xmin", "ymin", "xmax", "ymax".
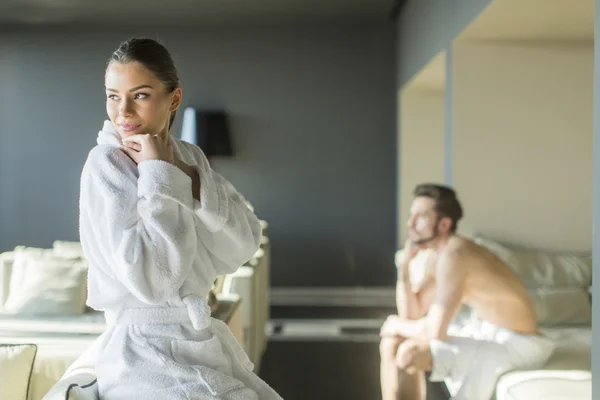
[
  {"xmin": 495, "ymin": 327, "xmax": 591, "ymax": 400},
  {"xmin": 0, "ymin": 311, "xmax": 106, "ymax": 335}
]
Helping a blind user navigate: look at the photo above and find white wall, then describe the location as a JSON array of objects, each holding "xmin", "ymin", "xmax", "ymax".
[
  {"xmin": 398, "ymin": 88, "xmax": 445, "ymax": 246},
  {"xmin": 453, "ymin": 42, "xmax": 593, "ymax": 251}
]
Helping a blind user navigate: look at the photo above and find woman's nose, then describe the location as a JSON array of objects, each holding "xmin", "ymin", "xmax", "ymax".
[{"xmin": 119, "ymin": 99, "xmax": 134, "ymax": 116}]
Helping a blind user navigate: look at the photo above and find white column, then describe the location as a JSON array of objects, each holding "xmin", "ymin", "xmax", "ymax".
[
  {"xmin": 592, "ymin": 0, "xmax": 600, "ymax": 395},
  {"xmin": 398, "ymin": 88, "xmax": 445, "ymax": 245},
  {"xmin": 444, "ymin": 46, "xmax": 454, "ymax": 186}
]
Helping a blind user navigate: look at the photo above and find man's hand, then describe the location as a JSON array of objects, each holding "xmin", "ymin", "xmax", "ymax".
[
  {"xmin": 380, "ymin": 315, "xmax": 403, "ymax": 337},
  {"xmin": 398, "ymin": 239, "xmax": 421, "ymax": 267},
  {"xmin": 380, "ymin": 315, "xmax": 425, "ymax": 337},
  {"xmin": 396, "ymin": 339, "xmax": 433, "ymax": 373},
  {"xmin": 380, "ymin": 315, "xmax": 427, "ymax": 339}
]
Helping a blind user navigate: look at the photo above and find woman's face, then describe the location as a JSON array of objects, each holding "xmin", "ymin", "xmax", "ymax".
[{"xmin": 105, "ymin": 61, "xmax": 181, "ymax": 139}]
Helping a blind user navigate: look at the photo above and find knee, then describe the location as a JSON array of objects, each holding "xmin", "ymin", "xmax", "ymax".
[{"xmin": 379, "ymin": 336, "xmax": 402, "ymax": 360}]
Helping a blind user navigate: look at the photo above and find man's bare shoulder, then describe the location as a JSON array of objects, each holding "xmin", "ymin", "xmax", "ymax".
[
  {"xmin": 437, "ymin": 236, "xmax": 490, "ymax": 272},
  {"xmin": 440, "ymin": 236, "xmax": 473, "ymax": 259},
  {"xmin": 443, "ymin": 235, "xmax": 510, "ymax": 270}
]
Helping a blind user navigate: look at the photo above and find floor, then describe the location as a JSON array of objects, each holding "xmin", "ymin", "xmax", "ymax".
[{"xmin": 257, "ymin": 306, "xmax": 451, "ymax": 400}]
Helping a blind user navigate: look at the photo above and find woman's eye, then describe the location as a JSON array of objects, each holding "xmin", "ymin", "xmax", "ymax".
[
  {"xmin": 107, "ymin": 94, "xmax": 118, "ymax": 100},
  {"xmin": 135, "ymin": 93, "xmax": 149, "ymax": 99}
]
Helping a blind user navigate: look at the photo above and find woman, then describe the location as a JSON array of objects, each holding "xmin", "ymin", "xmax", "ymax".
[{"xmin": 79, "ymin": 37, "xmax": 283, "ymax": 399}]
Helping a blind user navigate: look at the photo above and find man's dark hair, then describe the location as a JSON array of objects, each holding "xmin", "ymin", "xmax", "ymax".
[{"xmin": 414, "ymin": 183, "xmax": 463, "ymax": 232}]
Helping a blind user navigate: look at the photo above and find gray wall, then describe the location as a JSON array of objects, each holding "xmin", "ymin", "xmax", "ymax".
[
  {"xmin": 396, "ymin": 0, "xmax": 492, "ymax": 87},
  {"xmin": 0, "ymin": 23, "xmax": 397, "ymax": 287}
]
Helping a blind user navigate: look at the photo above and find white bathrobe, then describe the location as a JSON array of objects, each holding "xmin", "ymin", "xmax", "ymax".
[{"xmin": 78, "ymin": 120, "xmax": 283, "ymax": 400}]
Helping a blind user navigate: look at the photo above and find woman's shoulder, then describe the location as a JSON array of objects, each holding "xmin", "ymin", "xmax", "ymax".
[{"xmin": 84, "ymin": 144, "xmax": 136, "ymax": 177}]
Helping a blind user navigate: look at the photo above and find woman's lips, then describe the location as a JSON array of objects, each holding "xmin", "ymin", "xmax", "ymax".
[{"xmin": 119, "ymin": 123, "xmax": 141, "ymax": 132}]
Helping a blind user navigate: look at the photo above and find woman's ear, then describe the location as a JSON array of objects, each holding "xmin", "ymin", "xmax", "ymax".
[{"xmin": 170, "ymin": 87, "xmax": 183, "ymax": 112}]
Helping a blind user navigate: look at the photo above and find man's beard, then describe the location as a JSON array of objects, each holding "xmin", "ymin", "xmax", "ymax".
[{"xmin": 412, "ymin": 223, "xmax": 439, "ymax": 246}]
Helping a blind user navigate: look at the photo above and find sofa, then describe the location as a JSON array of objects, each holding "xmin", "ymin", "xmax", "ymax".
[
  {"xmin": 0, "ymin": 224, "xmax": 269, "ymax": 400},
  {"xmin": 217, "ymin": 219, "xmax": 271, "ymax": 372},
  {"xmin": 398, "ymin": 236, "xmax": 592, "ymax": 400},
  {"xmin": 474, "ymin": 237, "xmax": 592, "ymax": 400}
]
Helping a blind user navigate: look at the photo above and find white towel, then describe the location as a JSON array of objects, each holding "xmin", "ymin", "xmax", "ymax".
[
  {"xmin": 75, "ymin": 120, "xmax": 282, "ymax": 399},
  {"xmin": 430, "ymin": 319, "xmax": 555, "ymax": 400}
]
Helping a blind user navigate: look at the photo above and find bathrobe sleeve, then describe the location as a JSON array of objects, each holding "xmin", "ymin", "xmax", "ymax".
[
  {"xmin": 181, "ymin": 143, "xmax": 262, "ymax": 274},
  {"xmin": 80, "ymin": 145, "xmax": 198, "ymax": 305}
]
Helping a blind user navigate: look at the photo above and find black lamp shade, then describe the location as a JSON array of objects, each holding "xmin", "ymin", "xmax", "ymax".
[{"xmin": 181, "ymin": 108, "xmax": 234, "ymax": 157}]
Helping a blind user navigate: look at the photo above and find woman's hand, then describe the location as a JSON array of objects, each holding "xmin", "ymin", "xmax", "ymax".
[{"xmin": 120, "ymin": 134, "xmax": 174, "ymax": 165}]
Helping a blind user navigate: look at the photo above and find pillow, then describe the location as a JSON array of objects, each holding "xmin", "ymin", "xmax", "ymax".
[
  {"xmin": 0, "ymin": 344, "xmax": 37, "ymax": 400},
  {"xmin": 0, "ymin": 251, "xmax": 15, "ymax": 310},
  {"xmin": 3, "ymin": 247, "xmax": 88, "ymax": 315},
  {"xmin": 530, "ymin": 286, "xmax": 591, "ymax": 327},
  {"xmin": 474, "ymin": 237, "xmax": 592, "ymax": 288},
  {"xmin": 53, "ymin": 241, "xmax": 85, "ymax": 260},
  {"xmin": 1, "ymin": 247, "xmax": 52, "ymax": 311}
]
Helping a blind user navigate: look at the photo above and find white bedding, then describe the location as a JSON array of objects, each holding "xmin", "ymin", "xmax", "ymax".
[
  {"xmin": 537, "ymin": 326, "xmax": 592, "ymax": 369},
  {"xmin": 0, "ymin": 311, "xmax": 106, "ymax": 335},
  {"xmin": 495, "ymin": 326, "xmax": 592, "ymax": 400},
  {"xmin": 442, "ymin": 326, "xmax": 592, "ymax": 399}
]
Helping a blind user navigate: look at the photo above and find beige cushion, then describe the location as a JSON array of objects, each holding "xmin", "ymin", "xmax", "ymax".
[
  {"xmin": 52, "ymin": 241, "xmax": 85, "ymax": 260},
  {"xmin": 3, "ymin": 247, "xmax": 88, "ymax": 315},
  {"xmin": 0, "ymin": 344, "xmax": 37, "ymax": 400},
  {"xmin": 530, "ymin": 287, "xmax": 591, "ymax": 327},
  {"xmin": 0, "ymin": 251, "xmax": 15, "ymax": 309},
  {"xmin": 473, "ymin": 237, "xmax": 592, "ymax": 288},
  {"xmin": 0, "ymin": 335, "xmax": 99, "ymax": 400}
]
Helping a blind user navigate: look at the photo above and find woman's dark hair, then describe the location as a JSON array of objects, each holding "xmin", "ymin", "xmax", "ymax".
[
  {"xmin": 414, "ymin": 183, "xmax": 463, "ymax": 232},
  {"xmin": 108, "ymin": 38, "xmax": 180, "ymax": 130}
]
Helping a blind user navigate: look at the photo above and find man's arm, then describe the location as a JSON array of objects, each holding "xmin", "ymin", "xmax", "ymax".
[
  {"xmin": 396, "ymin": 267, "xmax": 436, "ymax": 320},
  {"xmin": 382, "ymin": 249, "xmax": 467, "ymax": 340},
  {"xmin": 423, "ymin": 249, "xmax": 467, "ymax": 340},
  {"xmin": 396, "ymin": 261, "xmax": 422, "ymax": 320}
]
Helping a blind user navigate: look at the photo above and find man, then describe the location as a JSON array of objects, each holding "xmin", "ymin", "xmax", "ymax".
[{"xmin": 380, "ymin": 184, "xmax": 555, "ymax": 400}]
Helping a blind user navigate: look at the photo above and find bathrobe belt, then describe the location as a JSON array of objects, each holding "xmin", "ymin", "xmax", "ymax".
[{"xmin": 103, "ymin": 297, "xmax": 254, "ymax": 372}]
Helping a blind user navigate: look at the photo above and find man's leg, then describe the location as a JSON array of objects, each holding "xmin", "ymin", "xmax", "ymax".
[
  {"xmin": 426, "ymin": 335, "xmax": 514, "ymax": 400},
  {"xmin": 380, "ymin": 336, "xmax": 426, "ymax": 400}
]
